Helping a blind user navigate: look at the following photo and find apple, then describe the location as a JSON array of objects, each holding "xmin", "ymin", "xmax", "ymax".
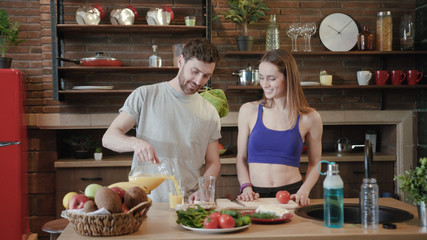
[
  {"xmin": 69, "ymin": 194, "xmax": 90, "ymax": 209},
  {"xmin": 218, "ymin": 143, "xmax": 225, "ymax": 150},
  {"xmin": 62, "ymin": 192, "xmax": 78, "ymax": 209},
  {"xmin": 111, "ymin": 186, "xmax": 126, "ymax": 202},
  {"xmin": 122, "ymin": 202, "xmax": 129, "ymax": 213},
  {"xmin": 84, "ymin": 183, "xmax": 102, "ymax": 199}
]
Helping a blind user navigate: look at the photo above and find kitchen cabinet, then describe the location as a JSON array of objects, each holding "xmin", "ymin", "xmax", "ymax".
[
  {"xmin": 55, "ymin": 166, "xmax": 130, "ymax": 217},
  {"xmin": 50, "ymin": 0, "xmax": 212, "ymax": 100},
  {"xmin": 300, "ymin": 161, "xmax": 395, "ymax": 199}
]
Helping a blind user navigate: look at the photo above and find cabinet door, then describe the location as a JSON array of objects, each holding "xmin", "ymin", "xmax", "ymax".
[
  {"xmin": 216, "ymin": 164, "xmax": 240, "ymax": 198},
  {"xmin": 56, "ymin": 167, "xmax": 130, "ymax": 217},
  {"xmin": 300, "ymin": 161, "xmax": 395, "ymax": 199}
]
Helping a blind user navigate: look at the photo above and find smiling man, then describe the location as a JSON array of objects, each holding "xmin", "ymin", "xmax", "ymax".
[{"xmin": 102, "ymin": 39, "xmax": 221, "ymax": 202}]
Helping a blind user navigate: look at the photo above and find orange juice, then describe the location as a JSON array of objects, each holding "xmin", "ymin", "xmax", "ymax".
[
  {"xmin": 129, "ymin": 174, "xmax": 168, "ymax": 192},
  {"xmin": 169, "ymin": 193, "xmax": 183, "ymax": 210}
]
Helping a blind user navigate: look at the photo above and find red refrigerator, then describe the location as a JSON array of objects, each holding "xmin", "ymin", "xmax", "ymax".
[{"xmin": 0, "ymin": 69, "xmax": 30, "ymax": 239}]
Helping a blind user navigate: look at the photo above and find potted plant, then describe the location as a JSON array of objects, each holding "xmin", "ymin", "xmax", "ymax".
[
  {"xmin": 214, "ymin": 0, "xmax": 270, "ymax": 51},
  {"xmin": 0, "ymin": 9, "xmax": 25, "ymax": 68},
  {"xmin": 94, "ymin": 146, "xmax": 103, "ymax": 160},
  {"xmin": 394, "ymin": 157, "xmax": 427, "ymax": 226},
  {"xmin": 64, "ymin": 134, "xmax": 97, "ymax": 159}
]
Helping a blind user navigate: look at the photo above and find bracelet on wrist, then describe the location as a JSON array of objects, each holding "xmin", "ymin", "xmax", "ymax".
[{"xmin": 240, "ymin": 183, "xmax": 253, "ymax": 193}]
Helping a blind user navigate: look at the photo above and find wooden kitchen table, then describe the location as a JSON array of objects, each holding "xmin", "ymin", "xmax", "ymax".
[{"xmin": 58, "ymin": 198, "xmax": 426, "ymax": 240}]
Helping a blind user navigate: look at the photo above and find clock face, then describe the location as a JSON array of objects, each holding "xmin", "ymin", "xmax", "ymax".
[{"xmin": 319, "ymin": 13, "xmax": 359, "ymax": 51}]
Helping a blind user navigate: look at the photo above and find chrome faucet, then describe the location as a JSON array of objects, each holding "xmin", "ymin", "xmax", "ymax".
[{"xmin": 352, "ymin": 140, "xmax": 373, "ymax": 178}]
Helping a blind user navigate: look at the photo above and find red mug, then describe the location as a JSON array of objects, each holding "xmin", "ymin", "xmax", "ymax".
[
  {"xmin": 375, "ymin": 70, "xmax": 389, "ymax": 85},
  {"xmin": 390, "ymin": 70, "xmax": 406, "ymax": 85},
  {"xmin": 406, "ymin": 70, "xmax": 423, "ymax": 85}
]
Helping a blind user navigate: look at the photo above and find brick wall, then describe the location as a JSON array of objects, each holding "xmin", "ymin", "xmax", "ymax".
[{"xmin": 0, "ymin": 0, "xmax": 425, "ymax": 238}]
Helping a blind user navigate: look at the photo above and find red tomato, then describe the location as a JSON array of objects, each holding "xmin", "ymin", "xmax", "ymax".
[
  {"xmin": 276, "ymin": 190, "xmax": 291, "ymax": 204},
  {"xmin": 209, "ymin": 212, "xmax": 222, "ymax": 219},
  {"xmin": 218, "ymin": 214, "xmax": 235, "ymax": 229},
  {"xmin": 203, "ymin": 216, "xmax": 219, "ymax": 229}
]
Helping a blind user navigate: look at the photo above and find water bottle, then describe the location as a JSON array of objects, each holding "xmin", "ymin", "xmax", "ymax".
[
  {"xmin": 319, "ymin": 160, "xmax": 344, "ymax": 228},
  {"xmin": 360, "ymin": 178, "xmax": 379, "ymax": 229},
  {"xmin": 266, "ymin": 14, "xmax": 280, "ymax": 51}
]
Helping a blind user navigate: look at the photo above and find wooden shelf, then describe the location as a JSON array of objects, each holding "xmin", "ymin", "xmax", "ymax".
[
  {"xmin": 57, "ymin": 24, "xmax": 207, "ymax": 34},
  {"xmin": 228, "ymin": 84, "xmax": 427, "ymax": 90},
  {"xmin": 224, "ymin": 50, "xmax": 427, "ymax": 56},
  {"xmin": 58, "ymin": 66, "xmax": 178, "ymax": 74}
]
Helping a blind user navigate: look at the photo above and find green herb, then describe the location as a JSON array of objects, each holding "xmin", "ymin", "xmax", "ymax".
[
  {"xmin": 394, "ymin": 157, "xmax": 427, "ymax": 205},
  {"xmin": 248, "ymin": 212, "xmax": 279, "ymax": 219},
  {"xmin": 176, "ymin": 206, "xmax": 213, "ymax": 228}
]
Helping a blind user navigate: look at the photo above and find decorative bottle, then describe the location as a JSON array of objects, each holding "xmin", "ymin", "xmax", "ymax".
[
  {"xmin": 149, "ymin": 45, "xmax": 162, "ymax": 67},
  {"xmin": 357, "ymin": 25, "xmax": 374, "ymax": 51},
  {"xmin": 360, "ymin": 178, "xmax": 379, "ymax": 229},
  {"xmin": 400, "ymin": 14, "xmax": 414, "ymax": 50},
  {"xmin": 266, "ymin": 14, "xmax": 280, "ymax": 51},
  {"xmin": 323, "ymin": 162, "xmax": 344, "ymax": 228}
]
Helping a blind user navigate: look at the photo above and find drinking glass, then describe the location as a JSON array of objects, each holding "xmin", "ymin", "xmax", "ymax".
[
  {"xmin": 287, "ymin": 23, "xmax": 301, "ymax": 52},
  {"xmin": 303, "ymin": 23, "xmax": 316, "ymax": 52}
]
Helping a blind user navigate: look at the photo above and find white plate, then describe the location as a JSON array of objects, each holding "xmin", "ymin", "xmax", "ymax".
[
  {"xmin": 72, "ymin": 86, "xmax": 114, "ymax": 90},
  {"xmin": 180, "ymin": 224, "xmax": 250, "ymax": 233},
  {"xmin": 300, "ymin": 82, "xmax": 320, "ymax": 86}
]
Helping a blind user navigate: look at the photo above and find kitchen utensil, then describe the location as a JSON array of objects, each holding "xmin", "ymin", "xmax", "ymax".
[
  {"xmin": 110, "ymin": 5, "xmax": 138, "ymax": 25},
  {"xmin": 233, "ymin": 65, "xmax": 255, "ymax": 86},
  {"xmin": 58, "ymin": 52, "xmax": 122, "ymax": 67},
  {"xmin": 75, "ymin": 4, "xmax": 105, "ymax": 25},
  {"xmin": 226, "ymin": 194, "xmax": 246, "ymax": 207},
  {"xmin": 336, "ymin": 137, "xmax": 352, "ymax": 153},
  {"xmin": 146, "ymin": 6, "xmax": 174, "ymax": 25}
]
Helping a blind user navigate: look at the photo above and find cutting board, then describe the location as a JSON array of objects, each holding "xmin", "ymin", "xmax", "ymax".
[{"xmin": 216, "ymin": 198, "xmax": 299, "ymax": 210}]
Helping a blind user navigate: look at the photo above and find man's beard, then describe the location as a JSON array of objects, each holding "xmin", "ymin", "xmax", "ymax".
[{"xmin": 179, "ymin": 73, "xmax": 200, "ymax": 95}]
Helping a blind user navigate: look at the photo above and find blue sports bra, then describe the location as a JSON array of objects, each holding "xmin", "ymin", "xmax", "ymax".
[{"xmin": 248, "ymin": 104, "xmax": 303, "ymax": 167}]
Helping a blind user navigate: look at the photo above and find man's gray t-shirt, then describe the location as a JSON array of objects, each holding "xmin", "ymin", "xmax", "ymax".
[{"xmin": 120, "ymin": 82, "xmax": 221, "ymax": 202}]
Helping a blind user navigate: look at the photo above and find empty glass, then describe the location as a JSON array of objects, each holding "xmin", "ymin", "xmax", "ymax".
[
  {"xmin": 301, "ymin": 23, "xmax": 316, "ymax": 52},
  {"xmin": 287, "ymin": 23, "xmax": 301, "ymax": 52},
  {"xmin": 303, "ymin": 23, "xmax": 316, "ymax": 52}
]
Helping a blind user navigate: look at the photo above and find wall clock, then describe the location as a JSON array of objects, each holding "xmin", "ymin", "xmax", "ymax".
[{"xmin": 319, "ymin": 13, "xmax": 359, "ymax": 51}]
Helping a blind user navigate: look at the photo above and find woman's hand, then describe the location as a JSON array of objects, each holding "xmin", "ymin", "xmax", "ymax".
[
  {"xmin": 291, "ymin": 190, "xmax": 310, "ymax": 206},
  {"xmin": 188, "ymin": 191, "xmax": 200, "ymax": 204},
  {"xmin": 237, "ymin": 187, "xmax": 260, "ymax": 201}
]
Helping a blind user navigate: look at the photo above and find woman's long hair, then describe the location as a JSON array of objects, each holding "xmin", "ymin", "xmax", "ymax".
[{"xmin": 260, "ymin": 49, "xmax": 313, "ymax": 127}]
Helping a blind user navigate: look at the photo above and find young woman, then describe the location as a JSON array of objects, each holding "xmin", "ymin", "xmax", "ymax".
[{"xmin": 236, "ymin": 49, "xmax": 323, "ymax": 206}]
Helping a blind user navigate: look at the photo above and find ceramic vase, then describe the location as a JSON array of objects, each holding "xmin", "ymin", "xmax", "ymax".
[
  {"xmin": 418, "ymin": 201, "xmax": 426, "ymax": 227},
  {"xmin": 94, "ymin": 152, "xmax": 103, "ymax": 160}
]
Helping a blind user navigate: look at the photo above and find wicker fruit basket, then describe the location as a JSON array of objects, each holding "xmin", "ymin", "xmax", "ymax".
[{"xmin": 65, "ymin": 200, "xmax": 151, "ymax": 237}]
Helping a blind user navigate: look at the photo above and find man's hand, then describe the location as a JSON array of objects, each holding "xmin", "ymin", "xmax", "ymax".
[{"xmin": 132, "ymin": 140, "xmax": 160, "ymax": 163}]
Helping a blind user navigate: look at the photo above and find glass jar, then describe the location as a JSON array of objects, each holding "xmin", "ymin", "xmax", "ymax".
[
  {"xmin": 376, "ymin": 11, "xmax": 392, "ymax": 51},
  {"xmin": 400, "ymin": 14, "xmax": 414, "ymax": 50},
  {"xmin": 357, "ymin": 25, "xmax": 374, "ymax": 51}
]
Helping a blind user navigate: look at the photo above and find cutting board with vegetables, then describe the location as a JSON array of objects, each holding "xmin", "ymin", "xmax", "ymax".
[{"xmin": 216, "ymin": 198, "xmax": 299, "ymax": 210}]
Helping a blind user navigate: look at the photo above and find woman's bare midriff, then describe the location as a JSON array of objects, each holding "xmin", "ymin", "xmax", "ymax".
[{"xmin": 249, "ymin": 163, "xmax": 302, "ymax": 187}]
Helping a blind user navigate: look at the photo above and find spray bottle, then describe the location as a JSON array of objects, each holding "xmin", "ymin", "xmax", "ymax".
[{"xmin": 318, "ymin": 160, "xmax": 344, "ymax": 228}]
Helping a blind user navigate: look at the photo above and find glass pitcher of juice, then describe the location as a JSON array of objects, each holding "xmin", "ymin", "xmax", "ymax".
[{"xmin": 128, "ymin": 159, "xmax": 174, "ymax": 193}]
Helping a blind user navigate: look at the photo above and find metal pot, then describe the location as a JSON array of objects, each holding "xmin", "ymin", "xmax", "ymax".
[
  {"xmin": 233, "ymin": 65, "xmax": 259, "ymax": 86},
  {"xmin": 336, "ymin": 137, "xmax": 352, "ymax": 153},
  {"xmin": 233, "ymin": 69, "xmax": 253, "ymax": 86},
  {"xmin": 58, "ymin": 52, "xmax": 122, "ymax": 67}
]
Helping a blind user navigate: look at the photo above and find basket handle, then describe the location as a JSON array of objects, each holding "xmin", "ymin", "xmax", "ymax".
[{"xmin": 127, "ymin": 200, "xmax": 151, "ymax": 215}]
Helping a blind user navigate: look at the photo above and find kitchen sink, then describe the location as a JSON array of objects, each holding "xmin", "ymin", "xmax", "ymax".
[{"xmin": 294, "ymin": 203, "xmax": 413, "ymax": 224}]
